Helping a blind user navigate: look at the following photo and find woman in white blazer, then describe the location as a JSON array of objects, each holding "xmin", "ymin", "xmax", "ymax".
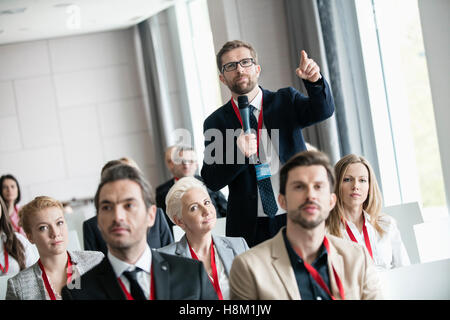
[
  {"xmin": 158, "ymin": 177, "xmax": 249, "ymax": 300},
  {"xmin": 326, "ymin": 154, "xmax": 410, "ymax": 270},
  {"xmin": 6, "ymin": 196, "xmax": 103, "ymax": 300}
]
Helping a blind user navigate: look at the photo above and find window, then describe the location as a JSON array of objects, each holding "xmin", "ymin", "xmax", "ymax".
[{"xmin": 355, "ymin": 0, "xmax": 447, "ymax": 221}]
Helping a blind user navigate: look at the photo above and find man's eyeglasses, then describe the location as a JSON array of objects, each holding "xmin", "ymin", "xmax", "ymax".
[{"xmin": 221, "ymin": 58, "xmax": 256, "ymax": 73}]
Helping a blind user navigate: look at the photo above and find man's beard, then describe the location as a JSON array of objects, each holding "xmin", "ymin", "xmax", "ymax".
[
  {"xmin": 289, "ymin": 201, "xmax": 326, "ymax": 230},
  {"xmin": 227, "ymin": 75, "xmax": 258, "ymax": 95}
]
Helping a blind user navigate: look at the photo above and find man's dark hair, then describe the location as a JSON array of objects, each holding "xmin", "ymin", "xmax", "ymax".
[
  {"xmin": 279, "ymin": 150, "xmax": 335, "ymax": 195},
  {"xmin": 216, "ymin": 40, "xmax": 258, "ymax": 72},
  {"xmin": 94, "ymin": 164, "xmax": 155, "ymax": 213}
]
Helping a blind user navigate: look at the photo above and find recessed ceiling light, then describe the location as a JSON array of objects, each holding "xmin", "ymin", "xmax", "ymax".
[
  {"xmin": 0, "ymin": 7, "xmax": 27, "ymax": 15},
  {"xmin": 53, "ymin": 3, "xmax": 74, "ymax": 8}
]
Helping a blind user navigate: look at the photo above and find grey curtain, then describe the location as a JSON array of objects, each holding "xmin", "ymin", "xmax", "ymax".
[
  {"xmin": 284, "ymin": 0, "xmax": 381, "ymax": 180},
  {"xmin": 137, "ymin": 19, "xmax": 171, "ymax": 181}
]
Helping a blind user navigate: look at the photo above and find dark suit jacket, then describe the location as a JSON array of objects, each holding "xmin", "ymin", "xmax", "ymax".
[
  {"xmin": 83, "ymin": 208, "xmax": 173, "ymax": 255},
  {"xmin": 61, "ymin": 250, "xmax": 218, "ymax": 300},
  {"xmin": 155, "ymin": 175, "xmax": 228, "ymax": 232},
  {"xmin": 201, "ymin": 80, "xmax": 335, "ymax": 247}
]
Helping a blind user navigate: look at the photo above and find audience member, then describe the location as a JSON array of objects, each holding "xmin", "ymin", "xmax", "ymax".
[
  {"xmin": 326, "ymin": 154, "xmax": 410, "ymax": 270},
  {"xmin": 6, "ymin": 196, "xmax": 103, "ymax": 300},
  {"xmin": 1, "ymin": 174, "xmax": 25, "ymax": 236},
  {"xmin": 158, "ymin": 177, "xmax": 248, "ymax": 300},
  {"xmin": 1, "ymin": 196, "xmax": 38, "ymax": 277},
  {"xmin": 229, "ymin": 151, "xmax": 382, "ymax": 300},
  {"xmin": 62, "ymin": 164, "xmax": 218, "ymax": 300},
  {"xmin": 156, "ymin": 145, "xmax": 228, "ymax": 233},
  {"xmin": 201, "ymin": 40, "xmax": 335, "ymax": 247},
  {"xmin": 83, "ymin": 158, "xmax": 173, "ymax": 254}
]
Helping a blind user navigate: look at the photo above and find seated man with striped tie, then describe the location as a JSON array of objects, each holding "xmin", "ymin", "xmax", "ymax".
[
  {"xmin": 229, "ymin": 151, "xmax": 382, "ymax": 300},
  {"xmin": 62, "ymin": 164, "xmax": 217, "ymax": 300},
  {"xmin": 201, "ymin": 40, "xmax": 335, "ymax": 247}
]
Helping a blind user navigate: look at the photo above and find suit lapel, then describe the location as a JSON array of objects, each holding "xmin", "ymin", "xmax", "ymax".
[
  {"xmin": 212, "ymin": 235, "xmax": 234, "ymax": 276},
  {"xmin": 326, "ymin": 239, "xmax": 345, "ymax": 300},
  {"xmin": 270, "ymin": 231, "xmax": 301, "ymax": 300},
  {"xmin": 152, "ymin": 251, "xmax": 170, "ymax": 300},
  {"xmin": 175, "ymin": 235, "xmax": 190, "ymax": 258},
  {"xmin": 96, "ymin": 258, "xmax": 126, "ymax": 300}
]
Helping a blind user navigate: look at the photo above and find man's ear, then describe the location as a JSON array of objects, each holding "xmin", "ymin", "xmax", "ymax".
[
  {"xmin": 219, "ymin": 73, "xmax": 225, "ymax": 85},
  {"xmin": 147, "ymin": 205, "xmax": 157, "ymax": 228},
  {"xmin": 278, "ymin": 193, "xmax": 287, "ymax": 211},
  {"xmin": 329, "ymin": 193, "xmax": 337, "ymax": 211}
]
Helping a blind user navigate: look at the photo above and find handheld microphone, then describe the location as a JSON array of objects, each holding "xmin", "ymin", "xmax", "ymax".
[{"xmin": 238, "ymin": 95, "xmax": 258, "ymax": 164}]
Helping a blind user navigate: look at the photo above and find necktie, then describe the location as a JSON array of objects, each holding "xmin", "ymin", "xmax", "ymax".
[
  {"xmin": 123, "ymin": 268, "xmax": 147, "ymax": 300},
  {"xmin": 249, "ymin": 105, "xmax": 278, "ymax": 218}
]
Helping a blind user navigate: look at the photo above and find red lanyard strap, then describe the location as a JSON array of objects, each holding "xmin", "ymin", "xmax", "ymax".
[
  {"xmin": 231, "ymin": 97, "xmax": 264, "ymax": 157},
  {"xmin": 294, "ymin": 236, "xmax": 345, "ymax": 300},
  {"xmin": 38, "ymin": 252, "xmax": 72, "ymax": 300},
  {"xmin": 188, "ymin": 239, "xmax": 223, "ymax": 300},
  {"xmin": 0, "ymin": 249, "xmax": 9, "ymax": 274},
  {"xmin": 118, "ymin": 266, "xmax": 155, "ymax": 300},
  {"xmin": 345, "ymin": 215, "xmax": 373, "ymax": 259}
]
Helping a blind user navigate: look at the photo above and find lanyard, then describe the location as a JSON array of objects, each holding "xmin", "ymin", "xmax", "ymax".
[
  {"xmin": 38, "ymin": 252, "xmax": 72, "ymax": 300},
  {"xmin": 293, "ymin": 236, "xmax": 345, "ymax": 300},
  {"xmin": 0, "ymin": 249, "xmax": 8, "ymax": 274},
  {"xmin": 188, "ymin": 239, "xmax": 223, "ymax": 300},
  {"xmin": 231, "ymin": 97, "xmax": 264, "ymax": 157},
  {"xmin": 345, "ymin": 215, "xmax": 373, "ymax": 259},
  {"xmin": 10, "ymin": 206, "xmax": 21, "ymax": 233},
  {"xmin": 117, "ymin": 266, "xmax": 155, "ymax": 300}
]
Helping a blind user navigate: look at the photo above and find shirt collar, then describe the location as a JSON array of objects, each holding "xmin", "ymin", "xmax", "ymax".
[
  {"xmin": 108, "ymin": 245, "xmax": 152, "ymax": 278},
  {"xmin": 232, "ymin": 87, "xmax": 263, "ymax": 111},
  {"xmin": 282, "ymin": 228, "xmax": 328, "ymax": 265}
]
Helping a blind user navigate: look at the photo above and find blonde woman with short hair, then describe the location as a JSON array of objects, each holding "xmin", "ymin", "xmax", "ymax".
[{"xmin": 158, "ymin": 177, "xmax": 248, "ymax": 300}]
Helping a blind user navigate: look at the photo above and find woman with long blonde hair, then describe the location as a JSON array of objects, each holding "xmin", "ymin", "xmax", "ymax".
[{"xmin": 326, "ymin": 154, "xmax": 410, "ymax": 270}]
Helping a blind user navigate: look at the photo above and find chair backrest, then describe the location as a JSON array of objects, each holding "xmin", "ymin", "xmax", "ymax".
[
  {"xmin": 382, "ymin": 202, "xmax": 423, "ymax": 264},
  {"xmin": 0, "ymin": 275, "xmax": 13, "ymax": 300},
  {"xmin": 67, "ymin": 229, "xmax": 82, "ymax": 251},
  {"xmin": 413, "ymin": 218, "xmax": 450, "ymax": 263},
  {"xmin": 378, "ymin": 258, "xmax": 450, "ymax": 299},
  {"xmin": 172, "ymin": 217, "xmax": 227, "ymax": 242}
]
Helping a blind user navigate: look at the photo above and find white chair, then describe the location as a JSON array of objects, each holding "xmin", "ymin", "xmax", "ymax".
[
  {"xmin": 413, "ymin": 217, "xmax": 450, "ymax": 263},
  {"xmin": 67, "ymin": 229, "xmax": 82, "ymax": 251},
  {"xmin": 382, "ymin": 202, "xmax": 423, "ymax": 264},
  {"xmin": 0, "ymin": 275, "xmax": 13, "ymax": 300},
  {"xmin": 378, "ymin": 258, "xmax": 450, "ymax": 299},
  {"xmin": 211, "ymin": 217, "xmax": 226, "ymax": 237},
  {"xmin": 172, "ymin": 217, "xmax": 227, "ymax": 242}
]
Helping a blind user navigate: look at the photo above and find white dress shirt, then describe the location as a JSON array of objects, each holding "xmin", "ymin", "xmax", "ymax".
[
  {"xmin": 108, "ymin": 245, "xmax": 152, "ymax": 298},
  {"xmin": 0, "ymin": 232, "xmax": 39, "ymax": 276},
  {"xmin": 233, "ymin": 88, "xmax": 285, "ymax": 218},
  {"xmin": 339, "ymin": 211, "xmax": 411, "ymax": 270}
]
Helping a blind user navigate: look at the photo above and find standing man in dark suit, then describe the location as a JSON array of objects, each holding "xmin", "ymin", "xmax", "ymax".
[
  {"xmin": 156, "ymin": 145, "xmax": 227, "ymax": 234},
  {"xmin": 62, "ymin": 164, "xmax": 217, "ymax": 300},
  {"xmin": 201, "ymin": 40, "xmax": 335, "ymax": 247}
]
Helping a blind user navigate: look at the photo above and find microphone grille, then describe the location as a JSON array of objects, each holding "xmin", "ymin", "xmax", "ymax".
[{"xmin": 237, "ymin": 95, "xmax": 249, "ymax": 108}]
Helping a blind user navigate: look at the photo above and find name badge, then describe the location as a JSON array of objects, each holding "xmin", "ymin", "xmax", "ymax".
[{"xmin": 255, "ymin": 163, "xmax": 271, "ymax": 181}]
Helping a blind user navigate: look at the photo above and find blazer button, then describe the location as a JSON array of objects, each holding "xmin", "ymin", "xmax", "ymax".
[{"xmin": 161, "ymin": 265, "xmax": 168, "ymax": 271}]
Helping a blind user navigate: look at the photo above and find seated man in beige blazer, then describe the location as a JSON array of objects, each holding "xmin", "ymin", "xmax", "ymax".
[{"xmin": 229, "ymin": 150, "xmax": 382, "ymax": 300}]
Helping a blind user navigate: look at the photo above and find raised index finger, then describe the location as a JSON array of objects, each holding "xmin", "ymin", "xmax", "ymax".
[{"xmin": 300, "ymin": 50, "xmax": 308, "ymax": 69}]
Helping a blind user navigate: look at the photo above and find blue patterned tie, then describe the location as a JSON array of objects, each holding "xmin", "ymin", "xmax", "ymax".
[{"xmin": 249, "ymin": 105, "xmax": 278, "ymax": 218}]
